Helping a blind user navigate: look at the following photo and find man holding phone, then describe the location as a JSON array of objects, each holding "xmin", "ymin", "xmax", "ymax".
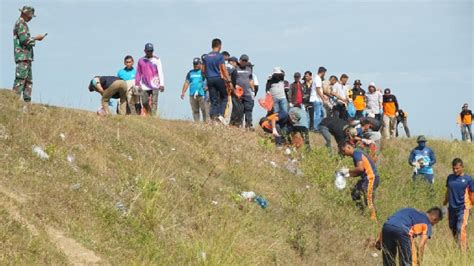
[{"xmin": 13, "ymin": 6, "xmax": 47, "ymax": 102}]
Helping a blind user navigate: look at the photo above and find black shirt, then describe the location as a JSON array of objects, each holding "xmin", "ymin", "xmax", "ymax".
[
  {"xmin": 319, "ymin": 117, "xmax": 349, "ymax": 143},
  {"xmin": 99, "ymin": 76, "xmax": 121, "ymax": 90}
]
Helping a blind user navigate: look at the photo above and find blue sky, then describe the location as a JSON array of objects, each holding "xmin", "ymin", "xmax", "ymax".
[{"xmin": 1, "ymin": 0, "xmax": 472, "ymax": 139}]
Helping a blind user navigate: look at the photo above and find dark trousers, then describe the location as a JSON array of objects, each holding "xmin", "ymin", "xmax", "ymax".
[
  {"xmin": 448, "ymin": 207, "xmax": 470, "ymax": 250},
  {"xmin": 355, "ymin": 110, "xmax": 365, "ymax": 119},
  {"xmin": 207, "ymin": 77, "xmax": 227, "ymax": 119},
  {"xmin": 375, "ymin": 114, "xmax": 382, "ymax": 123},
  {"xmin": 351, "ymin": 177, "xmax": 379, "ymax": 220},
  {"xmin": 242, "ymin": 95, "xmax": 254, "ymax": 128},
  {"xmin": 319, "ymin": 125, "xmax": 332, "ymax": 149},
  {"xmin": 396, "ymin": 119, "xmax": 411, "ymax": 137},
  {"xmin": 306, "ymin": 105, "xmax": 314, "ymax": 130},
  {"xmin": 333, "ymin": 104, "xmax": 348, "ymax": 120},
  {"xmin": 140, "ymin": 90, "xmax": 159, "ymax": 116},
  {"xmin": 412, "ymin": 173, "xmax": 434, "ymax": 184},
  {"xmin": 382, "ymin": 224, "xmax": 415, "ymax": 266}
]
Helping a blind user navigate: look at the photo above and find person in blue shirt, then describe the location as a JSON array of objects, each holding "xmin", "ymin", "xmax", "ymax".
[
  {"xmin": 202, "ymin": 38, "xmax": 231, "ymax": 122},
  {"xmin": 443, "ymin": 158, "xmax": 474, "ymax": 251},
  {"xmin": 180, "ymin": 58, "xmax": 207, "ymax": 122},
  {"xmin": 117, "ymin": 55, "xmax": 138, "ymax": 114},
  {"xmin": 376, "ymin": 207, "xmax": 443, "ymax": 266},
  {"xmin": 339, "ymin": 141, "xmax": 380, "ymax": 221},
  {"xmin": 408, "ymin": 135, "xmax": 436, "ymax": 184}
]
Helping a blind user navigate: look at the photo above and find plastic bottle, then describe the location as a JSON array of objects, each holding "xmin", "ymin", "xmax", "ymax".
[{"xmin": 255, "ymin": 196, "xmax": 268, "ymax": 209}]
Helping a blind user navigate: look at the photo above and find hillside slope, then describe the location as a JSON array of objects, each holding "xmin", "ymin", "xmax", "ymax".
[{"xmin": 0, "ymin": 89, "xmax": 472, "ymax": 265}]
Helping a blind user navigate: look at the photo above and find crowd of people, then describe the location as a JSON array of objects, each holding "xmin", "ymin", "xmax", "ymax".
[{"xmin": 10, "ymin": 6, "xmax": 474, "ymax": 266}]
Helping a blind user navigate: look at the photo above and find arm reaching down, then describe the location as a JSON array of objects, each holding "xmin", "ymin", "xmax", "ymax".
[{"xmin": 349, "ymin": 161, "xmax": 365, "ymax": 177}]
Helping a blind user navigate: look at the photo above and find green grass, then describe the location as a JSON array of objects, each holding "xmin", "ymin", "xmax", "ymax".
[{"xmin": 0, "ymin": 89, "xmax": 472, "ymax": 264}]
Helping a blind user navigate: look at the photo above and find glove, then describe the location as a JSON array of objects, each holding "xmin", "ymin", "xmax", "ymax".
[
  {"xmin": 339, "ymin": 167, "xmax": 350, "ymax": 178},
  {"xmin": 362, "ymin": 139, "xmax": 374, "ymax": 145},
  {"xmin": 272, "ymin": 128, "xmax": 280, "ymax": 137}
]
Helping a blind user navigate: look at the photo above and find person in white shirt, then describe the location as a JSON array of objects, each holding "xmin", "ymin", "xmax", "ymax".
[
  {"xmin": 365, "ymin": 82, "xmax": 383, "ymax": 121},
  {"xmin": 310, "ymin": 67, "xmax": 328, "ymax": 130},
  {"xmin": 331, "ymin": 73, "xmax": 350, "ymax": 120}
]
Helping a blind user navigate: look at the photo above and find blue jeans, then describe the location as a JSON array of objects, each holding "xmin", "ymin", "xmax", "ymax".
[
  {"xmin": 273, "ymin": 98, "xmax": 288, "ymax": 114},
  {"xmin": 461, "ymin": 124, "xmax": 472, "ymax": 141},
  {"xmin": 312, "ymin": 101, "xmax": 323, "ymax": 129}
]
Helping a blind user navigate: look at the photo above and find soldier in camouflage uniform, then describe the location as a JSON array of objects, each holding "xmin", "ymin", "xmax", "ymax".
[{"xmin": 13, "ymin": 6, "xmax": 46, "ymax": 102}]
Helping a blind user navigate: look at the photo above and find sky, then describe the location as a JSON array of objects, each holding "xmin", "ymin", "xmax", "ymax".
[{"xmin": 0, "ymin": 0, "xmax": 472, "ymax": 139}]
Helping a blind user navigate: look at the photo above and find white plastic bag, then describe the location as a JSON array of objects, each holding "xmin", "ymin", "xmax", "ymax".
[{"xmin": 334, "ymin": 171, "xmax": 347, "ymax": 190}]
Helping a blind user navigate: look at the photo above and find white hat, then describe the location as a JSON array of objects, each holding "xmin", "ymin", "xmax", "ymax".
[
  {"xmin": 272, "ymin": 67, "xmax": 283, "ymax": 75},
  {"xmin": 369, "ymin": 81, "xmax": 376, "ymax": 88}
]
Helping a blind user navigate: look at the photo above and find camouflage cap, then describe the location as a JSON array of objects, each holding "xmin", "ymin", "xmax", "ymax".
[{"xmin": 19, "ymin": 6, "xmax": 36, "ymax": 17}]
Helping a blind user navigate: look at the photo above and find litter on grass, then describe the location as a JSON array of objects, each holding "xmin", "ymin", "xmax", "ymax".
[
  {"xmin": 70, "ymin": 183, "xmax": 81, "ymax": 191},
  {"xmin": 66, "ymin": 154, "xmax": 75, "ymax": 163},
  {"xmin": 241, "ymin": 191, "xmax": 256, "ymax": 201},
  {"xmin": 32, "ymin": 146, "xmax": 49, "ymax": 160}
]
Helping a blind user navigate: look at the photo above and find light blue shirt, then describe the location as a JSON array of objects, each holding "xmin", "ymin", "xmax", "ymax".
[{"xmin": 117, "ymin": 67, "xmax": 136, "ymax": 81}]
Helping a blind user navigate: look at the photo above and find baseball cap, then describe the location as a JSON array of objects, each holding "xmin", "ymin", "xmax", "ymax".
[
  {"xmin": 354, "ymin": 80, "xmax": 362, "ymax": 85},
  {"xmin": 19, "ymin": 6, "xmax": 35, "ymax": 17},
  {"xmin": 221, "ymin": 51, "xmax": 230, "ymax": 57},
  {"xmin": 228, "ymin": 56, "xmax": 238, "ymax": 63},
  {"xmin": 240, "ymin": 54, "xmax": 249, "ymax": 61},
  {"xmin": 294, "ymin": 72, "xmax": 301, "ymax": 78},
  {"xmin": 368, "ymin": 81, "xmax": 376, "ymax": 88},
  {"xmin": 384, "ymin": 88, "xmax": 391, "ymax": 94},
  {"xmin": 144, "ymin": 43, "xmax": 154, "ymax": 52},
  {"xmin": 193, "ymin": 57, "xmax": 201, "ymax": 65},
  {"xmin": 417, "ymin": 135, "xmax": 427, "ymax": 142}
]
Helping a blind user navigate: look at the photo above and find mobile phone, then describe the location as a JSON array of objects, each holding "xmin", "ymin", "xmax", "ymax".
[{"xmin": 44, "ymin": 33, "xmax": 48, "ymax": 37}]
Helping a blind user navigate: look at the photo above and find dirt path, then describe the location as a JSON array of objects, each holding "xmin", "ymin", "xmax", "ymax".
[
  {"xmin": 45, "ymin": 226, "xmax": 102, "ymax": 265},
  {"xmin": 0, "ymin": 183, "xmax": 104, "ymax": 264}
]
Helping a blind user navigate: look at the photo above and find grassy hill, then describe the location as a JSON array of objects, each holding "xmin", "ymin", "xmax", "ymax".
[{"xmin": 0, "ymin": 89, "xmax": 472, "ymax": 265}]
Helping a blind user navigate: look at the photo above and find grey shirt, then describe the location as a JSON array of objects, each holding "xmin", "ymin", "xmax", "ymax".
[{"xmin": 235, "ymin": 66, "xmax": 253, "ymax": 97}]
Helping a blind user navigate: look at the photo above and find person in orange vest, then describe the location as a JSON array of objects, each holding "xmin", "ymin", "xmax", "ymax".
[
  {"xmin": 382, "ymin": 88, "xmax": 399, "ymax": 139},
  {"xmin": 460, "ymin": 103, "xmax": 472, "ymax": 141},
  {"xmin": 351, "ymin": 80, "xmax": 366, "ymax": 119}
]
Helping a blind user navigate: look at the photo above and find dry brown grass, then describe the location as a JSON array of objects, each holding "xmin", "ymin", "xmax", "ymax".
[{"xmin": 0, "ymin": 89, "xmax": 472, "ymax": 265}]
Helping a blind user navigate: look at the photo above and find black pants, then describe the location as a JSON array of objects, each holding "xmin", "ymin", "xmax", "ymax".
[
  {"xmin": 333, "ymin": 104, "xmax": 348, "ymax": 120},
  {"xmin": 242, "ymin": 95, "xmax": 254, "ymax": 128},
  {"xmin": 306, "ymin": 105, "xmax": 314, "ymax": 130},
  {"xmin": 355, "ymin": 110, "xmax": 364, "ymax": 119},
  {"xmin": 382, "ymin": 224, "xmax": 415, "ymax": 266}
]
